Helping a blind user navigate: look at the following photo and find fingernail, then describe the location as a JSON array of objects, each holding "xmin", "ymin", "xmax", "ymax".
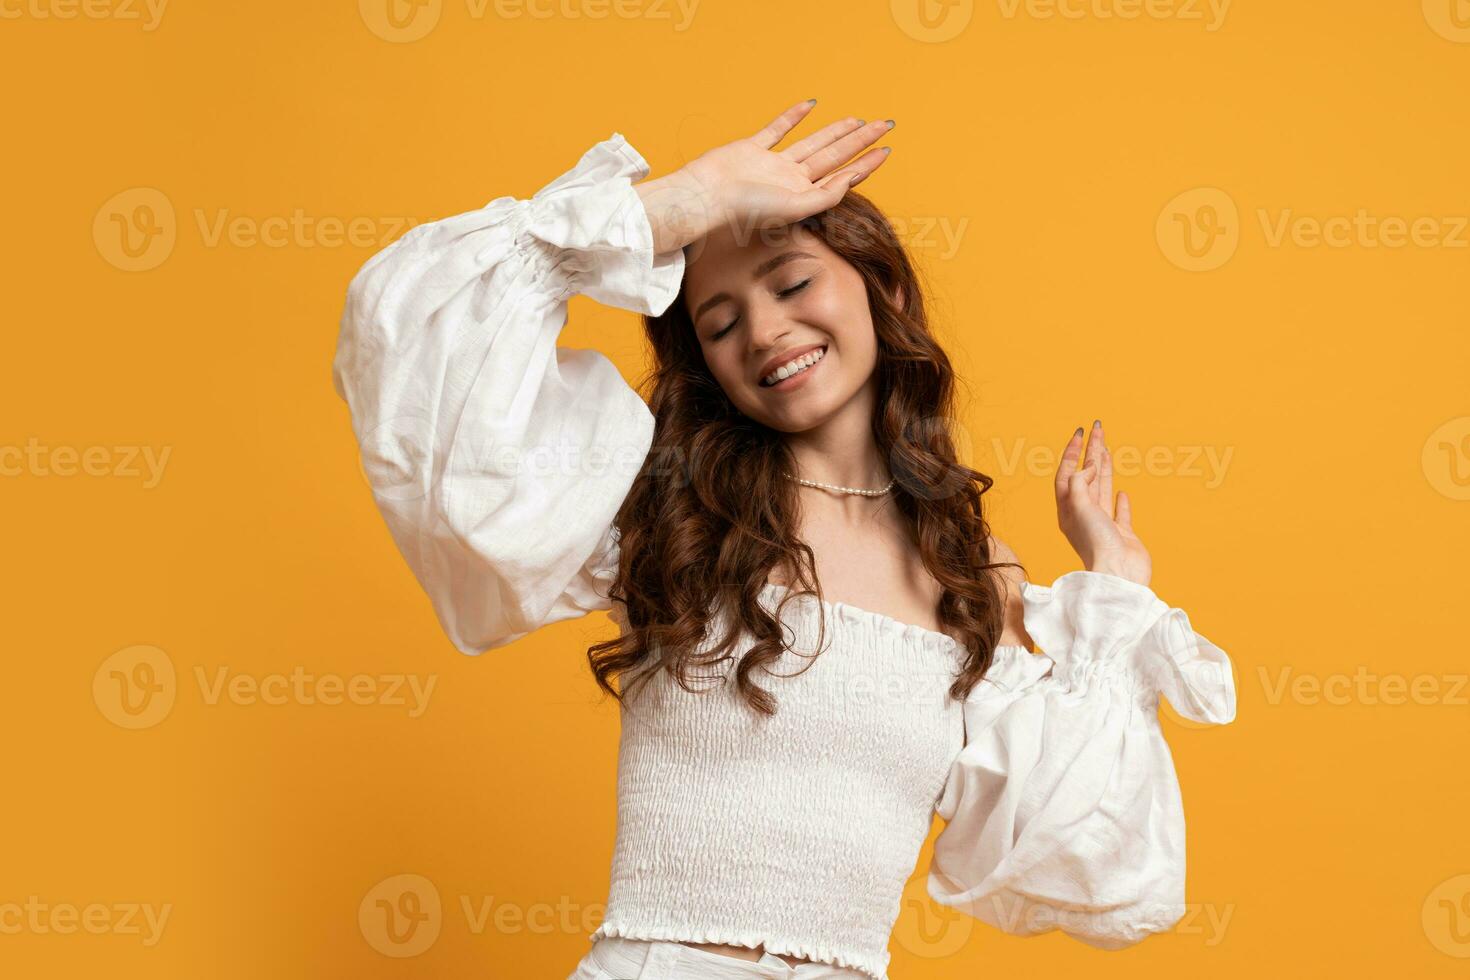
[
  {"xmin": 1074, "ymin": 426, "xmax": 1084, "ymax": 437},
  {"xmin": 885, "ymin": 119, "xmax": 896, "ymax": 129},
  {"xmin": 806, "ymin": 98, "xmax": 818, "ymax": 105},
  {"xmin": 881, "ymin": 147, "xmax": 892, "ymax": 154},
  {"xmin": 857, "ymin": 118, "xmax": 867, "ymax": 125},
  {"xmin": 1093, "ymin": 419, "xmax": 1100, "ymax": 429}
]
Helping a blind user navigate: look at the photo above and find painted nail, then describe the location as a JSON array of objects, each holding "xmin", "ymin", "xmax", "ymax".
[
  {"xmin": 806, "ymin": 98, "xmax": 818, "ymax": 105},
  {"xmin": 886, "ymin": 119, "xmax": 896, "ymax": 129}
]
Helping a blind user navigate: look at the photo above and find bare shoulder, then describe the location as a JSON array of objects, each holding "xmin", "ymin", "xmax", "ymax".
[{"xmin": 987, "ymin": 534, "xmax": 1034, "ymax": 651}]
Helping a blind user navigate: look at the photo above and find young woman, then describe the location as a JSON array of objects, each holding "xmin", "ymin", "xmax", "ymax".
[{"xmin": 332, "ymin": 99, "xmax": 1238, "ymax": 980}]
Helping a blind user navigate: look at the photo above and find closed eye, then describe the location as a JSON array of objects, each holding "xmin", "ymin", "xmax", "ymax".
[
  {"xmin": 711, "ymin": 278, "xmax": 814, "ymax": 340},
  {"xmin": 780, "ymin": 278, "xmax": 813, "ymax": 298}
]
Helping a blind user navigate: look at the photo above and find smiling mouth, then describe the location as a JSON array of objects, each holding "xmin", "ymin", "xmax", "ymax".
[{"xmin": 759, "ymin": 345, "xmax": 828, "ymax": 388}]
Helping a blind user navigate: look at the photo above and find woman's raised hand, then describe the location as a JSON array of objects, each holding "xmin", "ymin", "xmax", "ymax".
[
  {"xmin": 635, "ymin": 99, "xmax": 894, "ymax": 255},
  {"xmin": 1055, "ymin": 421, "xmax": 1153, "ymax": 587}
]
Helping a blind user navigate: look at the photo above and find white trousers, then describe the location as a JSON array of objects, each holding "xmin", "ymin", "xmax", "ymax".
[{"xmin": 568, "ymin": 936, "xmax": 872, "ymax": 979}]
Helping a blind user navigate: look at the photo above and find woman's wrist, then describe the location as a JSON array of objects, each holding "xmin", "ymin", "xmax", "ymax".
[
  {"xmin": 634, "ymin": 168, "xmax": 722, "ymax": 255},
  {"xmin": 1083, "ymin": 551, "xmax": 1151, "ymax": 588}
]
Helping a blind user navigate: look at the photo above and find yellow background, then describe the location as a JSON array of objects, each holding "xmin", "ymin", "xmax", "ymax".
[{"xmin": 3, "ymin": 0, "xmax": 1468, "ymax": 976}]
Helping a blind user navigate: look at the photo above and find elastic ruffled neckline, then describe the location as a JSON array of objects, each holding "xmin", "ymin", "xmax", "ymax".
[{"xmin": 759, "ymin": 580, "xmax": 1030, "ymax": 657}]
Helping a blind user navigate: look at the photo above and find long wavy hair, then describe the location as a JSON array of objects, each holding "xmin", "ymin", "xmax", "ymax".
[{"xmin": 587, "ymin": 190, "xmax": 1023, "ymax": 716}]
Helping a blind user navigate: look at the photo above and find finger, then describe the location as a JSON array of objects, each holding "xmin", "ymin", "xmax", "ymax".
[
  {"xmin": 843, "ymin": 146, "xmax": 893, "ymax": 187},
  {"xmin": 799, "ymin": 148, "xmax": 892, "ymax": 218},
  {"xmin": 798, "ymin": 172, "xmax": 860, "ymax": 216},
  {"xmin": 1082, "ymin": 458, "xmax": 1101, "ymax": 507},
  {"xmin": 751, "ymin": 98, "xmax": 819, "ymax": 150},
  {"xmin": 1056, "ymin": 426, "xmax": 1085, "ymax": 498},
  {"xmin": 1068, "ymin": 462, "xmax": 1099, "ymax": 510},
  {"xmin": 1083, "ymin": 419, "xmax": 1103, "ymax": 475},
  {"xmin": 800, "ymin": 173, "xmax": 863, "ymax": 218},
  {"xmin": 1116, "ymin": 490, "xmax": 1133, "ymax": 531},
  {"xmin": 814, "ymin": 145, "xmax": 892, "ymax": 194},
  {"xmin": 1100, "ymin": 445, "xmax": 1114, "ymax": 520},
  {"xmin": 780, "ymin": 116, "xmax": 866, "ymax": 163},
  {"xmin": 799, "ymin": 119, "xmax": 894, "ymax": 181}
]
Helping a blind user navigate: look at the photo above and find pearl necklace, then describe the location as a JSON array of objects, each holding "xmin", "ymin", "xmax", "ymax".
[{"xmin": 783, "ymin": 472, "xmax": 896, "ymax": 497}]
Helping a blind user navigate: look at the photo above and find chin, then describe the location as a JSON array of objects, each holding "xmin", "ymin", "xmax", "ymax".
[{"xmin": 749, "ymin": 397, "xmax": 843, "ymax": 434}]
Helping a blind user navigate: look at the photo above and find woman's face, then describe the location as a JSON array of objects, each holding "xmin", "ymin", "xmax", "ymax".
[{"xmin": 682, "ymin": 221, "xmax": 879, "ymax": 433}]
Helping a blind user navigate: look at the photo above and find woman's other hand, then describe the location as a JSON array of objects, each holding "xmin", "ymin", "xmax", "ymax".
[{"xmin": 1054, "ymin": 420, "xmax": 1153, "ymax": 587}]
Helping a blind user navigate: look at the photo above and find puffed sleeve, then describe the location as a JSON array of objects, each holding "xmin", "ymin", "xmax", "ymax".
[
  {"xmin": 331, "ymin": 133, "xmax": 685, "ymax": 653},
  {"xmin": 927, "ymin": 570, "xmax": 1237, "ymax": 948}
]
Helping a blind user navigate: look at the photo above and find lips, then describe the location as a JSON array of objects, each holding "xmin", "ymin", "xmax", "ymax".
[{"xmin": 759, "ymin": 344, "xmax": 827, "ymax": 387}]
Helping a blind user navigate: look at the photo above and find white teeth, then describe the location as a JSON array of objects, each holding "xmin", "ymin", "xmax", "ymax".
[{"xmin": 762, "ymin": 346, "xmax": 825, "ymax": 386}]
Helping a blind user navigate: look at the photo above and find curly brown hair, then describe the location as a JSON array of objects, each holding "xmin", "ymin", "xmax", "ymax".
[{"xmin": 587, "ymin": 190, "xmax": 1022, "ymax": 716}]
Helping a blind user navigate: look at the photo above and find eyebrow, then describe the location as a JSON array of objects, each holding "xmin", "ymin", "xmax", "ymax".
[{"xmin": 690, "ymin": 251, "xmax": 819, "ymax": 325}]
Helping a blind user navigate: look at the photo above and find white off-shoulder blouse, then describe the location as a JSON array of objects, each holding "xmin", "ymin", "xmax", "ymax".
[{"xmin": 331, "ymin": 131, "xmax": 1239, "ymax": 980}]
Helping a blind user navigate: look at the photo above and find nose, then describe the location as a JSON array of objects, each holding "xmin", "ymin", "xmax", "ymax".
[{"xmin": 745, "ymin": 296, "xmax": 793, "ymax": 362}]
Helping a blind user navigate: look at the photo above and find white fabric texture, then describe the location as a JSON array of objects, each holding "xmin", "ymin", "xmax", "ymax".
[
  {"xmin": 332, "ymin": 131, "xmax": 681, "ymax": 654},
  {"xmin": 592, "ymin": 580, "xmax": 971, "ymax": 980},
  {"xmin": 332, "ymin": 132, "xmax": 1238, "ymax": 980},
  {"xmin": 927, "ymin": 571, "xmax": 1237, "ymax": 950}
]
